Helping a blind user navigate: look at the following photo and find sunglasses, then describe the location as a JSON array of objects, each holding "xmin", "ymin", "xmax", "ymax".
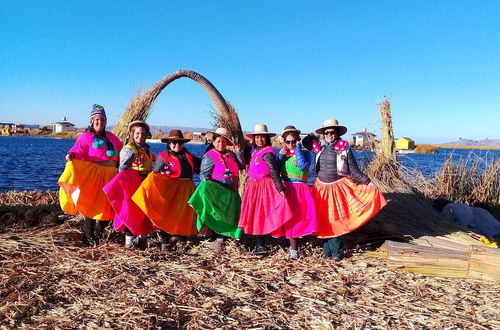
[
  {"xmin": 323, "ymin": 130, "xmax": 337, "ymax": 136},
  {"xmin": 285, "ymin": 140, "xmax": 296, "ymax": 144},
  {"xmin": 170, "ymin": 141, "xmax": 184, "ymax": 145}
]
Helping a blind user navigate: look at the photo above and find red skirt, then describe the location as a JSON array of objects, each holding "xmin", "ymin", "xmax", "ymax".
[{"xmin": 312, "ymin": 177, "xmax": 387, "ymax": 238}]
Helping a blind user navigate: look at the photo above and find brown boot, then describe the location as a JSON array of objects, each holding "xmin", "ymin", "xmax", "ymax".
[{"xmin": 161, "ymin": 243, "xmax": 169, "ymax": 252}]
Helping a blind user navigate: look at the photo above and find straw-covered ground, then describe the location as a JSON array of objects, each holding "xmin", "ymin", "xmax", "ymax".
[{"xmin": 1, "ymin": 192, "xmax": 499, "ymax": 329}]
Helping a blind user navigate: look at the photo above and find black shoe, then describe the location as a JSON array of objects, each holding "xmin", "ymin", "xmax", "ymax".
[
  {"xmin": 82, "ymin": 234, "xmax": 96, "ymax": 247},
  {"xmin": 254, "ymin": 244, "xmax": 268, "ymax": 254},
  {"xmin": 331, "ymin": 255, "xmax": 344, "ymax": 262}
]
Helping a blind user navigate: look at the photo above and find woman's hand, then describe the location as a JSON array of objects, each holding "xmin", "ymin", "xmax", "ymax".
[
  {"xmin": 234, "ymin": 143, "xmax": 241, "ymax": 152},
  {"xmin": 280, "ymin": 190, "xmax": 286, "ymax": 198},
  {"xmin": 279, "ymin": 147, "xmax": 287, "ymax": 155},
  {"xmin": 65, "ymin": 152, "xmax": 75, "ymax": 161}
]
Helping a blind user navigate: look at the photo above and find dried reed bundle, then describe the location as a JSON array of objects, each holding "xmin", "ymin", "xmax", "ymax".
[
  {"xmin": 363, "ymin": 97, "xmax": 485, "ymax": 247},
  {"xmin": 1, "ymin": 219, "xmax": 498, "ymax": 328},
  {"xmin": 430, "ymin": 156, "xmax": 500, "ymax": 206},
  {"xmin": 112, "ymin": 70, "xmax": 244, "ymax": 145},
  {"xmin": 208, "ymin": 101, "xmax": 245, "ymax": 146},
  {"xmin": 378, "ymin": 96, "xmax": 396, "ymax": 161}
]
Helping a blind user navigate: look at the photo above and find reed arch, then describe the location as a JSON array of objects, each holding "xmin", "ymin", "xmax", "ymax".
[{"xmin": 113, "ymin": 69, "xmax": 244, "ymax": 144}]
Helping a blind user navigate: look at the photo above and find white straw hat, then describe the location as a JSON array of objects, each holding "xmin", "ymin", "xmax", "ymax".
[
  {"xmin": 246, "ymin": 124, "xmax": 276, "ymax": 138},
  {"xmin": 315, "ymin": 119, "xmax": 347, "ymax": 136},
  {"xmin": 207, "ymin": 127, "xmax": 234, "ymax": 146}
]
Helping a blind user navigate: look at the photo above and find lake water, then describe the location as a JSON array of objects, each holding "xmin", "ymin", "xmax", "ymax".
[{"xmin": 1, "ymin": 136, "xmax": 499, "ymax": 192}]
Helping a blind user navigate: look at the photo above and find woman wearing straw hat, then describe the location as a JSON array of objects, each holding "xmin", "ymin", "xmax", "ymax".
[
  {"xmin": 132, "ymin": 129, "xmax": 200, "ymax": 251},
  {"xmin": 103, "ymin": 121, "xmax": 156, "ymax": 249},
  {"xmin": 238, "ymin": 124, "xmax": 293, "ymax": 253},
  {"xmin": 307, "ymin": 119, "xmax": 387, "ymax": 260},
  {"xmin": 276, "ymin": 125, "xmax": 319, "ymax": 259},
  {"xmin": 188, "ymin": 127, "xmax": 245, "ymax": 253},
  {"xmin": 59, "ymin": 104, "xmax": 123, "ymax": 246}
]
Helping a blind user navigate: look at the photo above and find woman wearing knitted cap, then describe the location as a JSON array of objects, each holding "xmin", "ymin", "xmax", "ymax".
[
  {"xmin": 305, "ymin": 119, "xmax": 386, "ymax": 260},
  {"xmin": 188, "ymin": 127, "xmax": 245, "ymax": 253},
  {"xmin": 103, "ymin": 121, "xmax": 156, "ymax": 249},
  {"xmin": 59, "ymin": 104, "xmax": 123, "ymax": 246},
  {"xmin": 276, "ymin": 125, "xmax": 319, "ymax": 259},
  {"xmin": 238, "ymin": 124, "xmax": 293, "ymax": 254},
  {"xmin": 132, "ymin": 129, "xmax": 201, "ymax": 251}
]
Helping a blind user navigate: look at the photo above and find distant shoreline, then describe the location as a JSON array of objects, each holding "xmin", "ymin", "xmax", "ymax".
[
  {"xmin": 0, "ymin": 135, "xmax": 208, "ymax": 145},
  {"xmin": 2, "ymin": 135, "xmax": 500, "ymax": 150}
]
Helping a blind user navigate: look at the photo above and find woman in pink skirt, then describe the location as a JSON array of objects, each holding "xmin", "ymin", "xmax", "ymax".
[
  {"xmin": 238, "ymin": 124, "xmax": 293, "ymax": 253},
  {"xmin": 276, "ymin": 125, "xmax": 319, "ymax": 259}
]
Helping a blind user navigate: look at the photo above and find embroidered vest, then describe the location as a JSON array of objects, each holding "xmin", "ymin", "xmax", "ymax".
[
  {"xmin": 315, "ymin": 139, "xmax": 351, "ymax": 176},
  {"xmin": 248, "ymin": 146, "xmax": 275, "ymax": 179},
  {"xmin": 158, "ymin": 151, "xmax": 195, "ymax": 178},
  {"xmin": 125, "ymin": 144, "xmax": 153, "ymax": 173},
  {"xmin": 206, "ymin": 149, "xmax": 240, "ymax": 180},
  {"xmin": 282, "ymin": 149, "xmax": 309, "ymax": 182}
]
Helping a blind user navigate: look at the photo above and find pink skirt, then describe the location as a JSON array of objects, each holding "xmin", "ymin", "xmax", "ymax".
[
  {"xmin": 238, "ymin": 177, "xmax": 293, "ymax": 235},
  {"xmin": 103, "ymin": 169, "xmax": 156, "ymax": 235},
  {"xmin": 271, "ymin": 182, "xmax": 319, "ymax": 238}
]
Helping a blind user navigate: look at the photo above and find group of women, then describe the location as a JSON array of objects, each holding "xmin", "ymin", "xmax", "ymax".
[{"xmin": 58, "ymin": 105, "xmax": 387, "ymax": 260}]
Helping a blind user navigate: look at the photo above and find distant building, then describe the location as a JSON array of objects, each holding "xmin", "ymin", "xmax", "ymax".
[
  {"xmin": 53, "ymin": 116, "xmax": 77, "ymax": 133},
  {"xmin": 396, "ymin": 137, "xmax": 415, "ymax": 150},
  {"xmin": 192, "ymin": 131, "xmax": 206, "ymax": 142},
  {"xmin": 351, "ymin": 128, "xmax": 376, "ymax": 148}
]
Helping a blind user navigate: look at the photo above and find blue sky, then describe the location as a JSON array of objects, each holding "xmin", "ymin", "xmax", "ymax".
[{"xmin": 1, "ymin": 1, "xmax": 499, "ymax": 143}]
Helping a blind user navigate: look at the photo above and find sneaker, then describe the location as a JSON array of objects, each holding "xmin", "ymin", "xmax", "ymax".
[
  {"xmin": 125, "ymin": 236, "xmax": 134, "ymax": 249},
  {"xmin": 290, "ymin": 249, "xmax": 299, "ymax": 260},
  {"xmin": 211, "ymin": 238, "xmax": 224, "ymax": 254}
]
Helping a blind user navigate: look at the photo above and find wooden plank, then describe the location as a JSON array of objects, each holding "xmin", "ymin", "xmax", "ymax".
[
  {"xmin": 468, "ymin": 245, "xmax": 500, "ymax": 281},
  {"xmin": 412, "ymin": 236, "xmax": 472, "ymax": 252}
]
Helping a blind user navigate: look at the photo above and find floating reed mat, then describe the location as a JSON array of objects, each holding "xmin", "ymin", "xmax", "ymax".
[
  {"xmin": 377, "ymin": 240, "xmax": 500, "ymax": 281},
  {"xmin": 0, "ymin": 191, "xmax": 64, "ymax": 233},
  {"xmin": 1, "ymin": 219, "xmax": 499, "ymax": 328}
]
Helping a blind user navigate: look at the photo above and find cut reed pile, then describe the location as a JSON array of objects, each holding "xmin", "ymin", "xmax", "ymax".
[
  {"xmin": 0, "ymin": 190, "xmax": 58, "ymax": 206},
  {"xmin": 1, "ymin": 218, "xmax": 498, "ymax": 329}
]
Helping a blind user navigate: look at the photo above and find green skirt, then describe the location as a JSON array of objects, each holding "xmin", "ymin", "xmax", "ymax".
[{"xmin": 188, "ymin": 180, "xmax": 242, "ymax": 238}]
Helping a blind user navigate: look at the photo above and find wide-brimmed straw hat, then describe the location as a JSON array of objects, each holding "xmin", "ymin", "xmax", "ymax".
[
  {"xmin": 281, "ymin": 125, "xmax": 301, "ymax": 138},
  {"xmin": 246, "ymin": 124, "xmax": 276, "ymax": 138},
  {"xmin": 160, "ymin": 129, "xmax": 191, "ymax": 143},
  {"xmin": 207, "ymin": 127, "xmax": 234, "ymax": 146},
  {"xmin": 128, "ymin": 120, "xmax": 150, "ymax": 132},
  {"xmin": 315, "ymin": 119, "xmax": 347, "ymax": 136}
]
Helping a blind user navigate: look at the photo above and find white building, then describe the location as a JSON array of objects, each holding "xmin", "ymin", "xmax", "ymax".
[{"xmin": 53, "ymin": 117, "xmax": 77, "ymax": 133}]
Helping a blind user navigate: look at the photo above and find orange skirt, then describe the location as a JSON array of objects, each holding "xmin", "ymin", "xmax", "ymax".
[
  {"xmin": 312, "ymin": 177, "xmax": 387, "ymax": 238},
  {"xmin": 58, "ymin": 159, "xmax": 116, "ymax": 220},
  {"xmin": 132, "ymin": 173, "xmax": 198, "ymax": 236}
]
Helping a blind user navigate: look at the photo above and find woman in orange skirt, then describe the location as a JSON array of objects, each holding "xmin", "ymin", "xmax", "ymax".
[
  {"xmin": 58, "ymin": 104, "xmax": 123, "ymax": 246},
  {"xmin": 305, "ymin": 119, "xmax": 387, "ymax": 260},
  {"xmin": 132, "ymin": 130, "xmax": 200, "ymax": 251}
]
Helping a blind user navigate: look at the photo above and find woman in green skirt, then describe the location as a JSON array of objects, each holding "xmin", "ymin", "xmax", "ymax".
[{"xmin": 188, "ymin": 127, "xmax": 245, "ymax": 253}]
